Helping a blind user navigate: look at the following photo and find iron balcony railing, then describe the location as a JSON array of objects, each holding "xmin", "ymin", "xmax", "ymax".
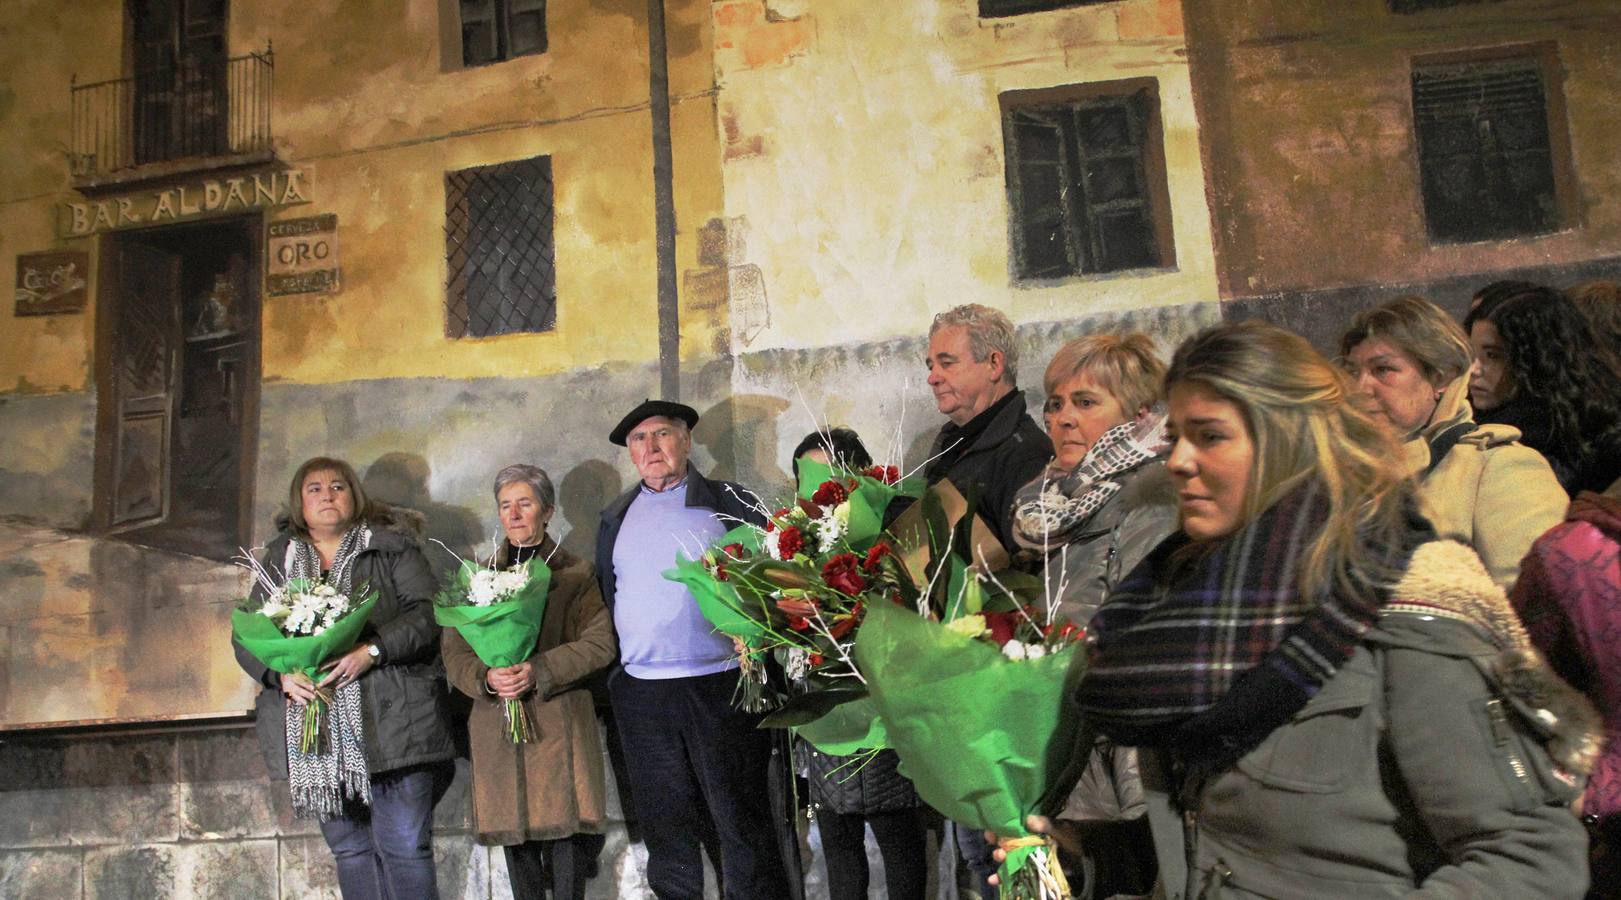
[{"xmin": 71, "ymin": 46, "xmax": 273, "ymax": 179}]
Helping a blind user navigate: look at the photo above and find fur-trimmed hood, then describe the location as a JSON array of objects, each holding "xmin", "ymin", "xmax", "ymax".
[{"xmin": 1381, "ymin": 539, "xmax": 1605, "ymax": 777}]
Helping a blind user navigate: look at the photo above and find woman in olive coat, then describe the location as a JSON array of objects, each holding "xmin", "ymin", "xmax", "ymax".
[{"xmin": 442, "ymin": 464, "xmax": 616, "ymax": 900}]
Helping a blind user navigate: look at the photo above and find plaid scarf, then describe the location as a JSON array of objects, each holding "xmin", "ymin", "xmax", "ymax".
[
  {"xmin": 1011, "ymin": 409, "xmax": 1169, "ymax": 551},
  {"xmin": 284, "ymin": 524, "xmax": 373, "ymax": 820},
  {"xmin": 1075, "ymin": 481, "xmax": 1424, "ymax": 773}
]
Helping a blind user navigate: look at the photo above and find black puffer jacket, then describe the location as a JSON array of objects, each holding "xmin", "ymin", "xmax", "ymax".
[
  {"xmin": 804, "ymin": 746, "xmax": 919, "ymax": 816},
  {"xmin": 233, "ymin": 504, "xmax": 456, "ymax": 778}
]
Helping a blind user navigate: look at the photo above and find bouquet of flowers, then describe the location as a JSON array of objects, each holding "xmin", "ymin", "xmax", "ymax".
[
  {"xmin": 231, "ymin": 558, "xmax": 379, "ymax": 755},
  {"xmin": 854, "ymin": 586, "xmax": 1086, "ymax": 900},
  {"xmin": 432, "ymin": 549, "xmax": 552, "ymax": 743},
  {"xmin": 662, "ymin": 456, "xmax": 924, "ymax": 715}
]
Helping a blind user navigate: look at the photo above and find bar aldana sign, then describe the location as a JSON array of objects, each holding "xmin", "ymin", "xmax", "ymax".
[
  {"xmin": 60, "ymin": 168, "xmax": 311, "ymax": 237},
  {"xmin": 15, "ymin": 251, "xmax": 89, "ymax": 316}
]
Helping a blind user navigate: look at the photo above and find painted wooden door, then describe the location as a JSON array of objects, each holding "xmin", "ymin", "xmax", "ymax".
[{"xmin": 110, "ymin": 241, "xmax": 182, "ymax": 528}]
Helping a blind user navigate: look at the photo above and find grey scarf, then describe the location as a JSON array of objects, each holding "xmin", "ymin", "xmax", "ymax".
[
  {"xmin": 1012, "ymin": 409, "xmax": 1169, "ymax": 551},
  {"xmin": 284, "ymin": 523, "xmax": 373, "ymax": 820}
]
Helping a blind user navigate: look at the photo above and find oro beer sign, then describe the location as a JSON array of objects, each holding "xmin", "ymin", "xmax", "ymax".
[{"xmin": 267, "ymin": 214, "xmax": 340, "ymax": 296}]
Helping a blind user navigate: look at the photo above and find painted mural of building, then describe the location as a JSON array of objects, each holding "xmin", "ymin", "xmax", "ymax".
[
  {"xmin": 1182, "ymin": 0, "xmax": 1621, "ymax": 343},
  {"xmin": 0, "ymin": 1, "xmax": 1219, "ymax": 896},
  {"xmin": 14, "ymin": 0, "xmax": 1621, "ymax": 897}
]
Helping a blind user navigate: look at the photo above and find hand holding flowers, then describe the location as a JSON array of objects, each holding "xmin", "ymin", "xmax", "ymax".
[{"xmin": 433, "ymin": 548, "xmax": 552, "ymax": 743}]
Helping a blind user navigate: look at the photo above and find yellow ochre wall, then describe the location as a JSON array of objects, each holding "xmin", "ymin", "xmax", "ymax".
[
  {"xmin": 0, "ymin": 0, "xmax": 728, "ymax": 394},
  {"xmin": 708, "ymin": 0, "xmax": 1218, "ymax": 353}
]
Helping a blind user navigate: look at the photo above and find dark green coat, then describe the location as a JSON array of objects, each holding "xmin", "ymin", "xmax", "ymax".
[
  {"xmin": 1141, "ymin": 542, "xmax": 1596, "ymax": 899},
  {"xmin": 233, "ymin": 507, "xmax": 456, "ymax": 778}
]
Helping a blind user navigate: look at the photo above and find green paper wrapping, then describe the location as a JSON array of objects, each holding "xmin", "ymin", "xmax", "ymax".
[
  {"xmin": 796, "ymin": 457, "xmax": 924, "ymax": 549},
  {"xmin": 663, "ymin": 523, "xmax": 772, "ymax": 647},
  {"xmin": 231, "ymin": 592, "xmax": 380, "ymax": 679},
  {"xmin": 432, "ymin": 558, "xmax": 553, "ymax": 668},
  {"xmin": 854, "ymin": 601, "xmax": 1084, "ymax": 895},
  {"xmin": 792, "ymin": 695, "xmax": 888, "ymax": 755}
]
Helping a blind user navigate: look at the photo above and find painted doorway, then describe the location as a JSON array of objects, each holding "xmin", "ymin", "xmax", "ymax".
[{"xmin": 96, "ymin": 216, "xmax": 260, "ymax": 561}]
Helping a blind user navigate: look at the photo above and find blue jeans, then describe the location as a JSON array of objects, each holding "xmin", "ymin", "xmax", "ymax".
[
  {"xmin": 319, "ymin": 764, "xmax": 447, "ymax": 900},
  {"xmin": 955, "ymin": 820, "xmax": 1000, "ymax": 900}
]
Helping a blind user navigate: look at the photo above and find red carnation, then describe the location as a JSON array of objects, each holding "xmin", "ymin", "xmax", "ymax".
[
  {"xmin": 777, "ymin": 526, "xmax": 806, "ymax": 559},
  {"xmin": 983, "ymin": 610, "xmax": 1018, "ymax": 646},
  {"xmin": 821, "ymin": 553, "xmax": 868, "ymax": 596},
  {"xmin": 808, "ymin": 652, "xmax": 825, "ymax": 667},
  {"xmin": 811, "ymin": 480, "xmax": 849, "ymax": 507},
  {"xmin": 714, "ymin": 564, "xmax": 729, "ymax": 582},
  {"xmin": 862, "ymin": 541, "xmax": 893, "ymax": 572},
  {"xmin": 720, "ymin": 542, "xmax": 745, "ymax": 559},
  {"xmin": 863, "ymin": 465, "xmax": 901, "ymax": 484}
]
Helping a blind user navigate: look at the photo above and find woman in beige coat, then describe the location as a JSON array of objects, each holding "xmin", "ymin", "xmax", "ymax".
[
  {"xmin": 1339, "ymin": 295, "xmax": 1566, "ymax": 589},
  {"xmin": 442, "ymin": 464, "xmax": 616, "ymax": 900}
]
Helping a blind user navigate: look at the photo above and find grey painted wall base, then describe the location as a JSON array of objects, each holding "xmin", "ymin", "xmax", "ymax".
[
  {"xmin": 0, "ymin": 390, "xmax": 95, "ymax": 530},
  {"xmin": 1222, "ymin": 254, "xmax": 1621, "ymax": 353}
]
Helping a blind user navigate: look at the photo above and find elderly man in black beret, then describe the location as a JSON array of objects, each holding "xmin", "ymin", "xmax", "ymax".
[{"xmin": 594, "ymin": 399, "xmax": 791, "ymax": 900}]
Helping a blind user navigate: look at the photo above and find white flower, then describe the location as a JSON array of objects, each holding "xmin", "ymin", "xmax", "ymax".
[
  {"xmin": 1002, "ymin": 641, "xmax": 1028, "ymax": 661},
  {"xmin": 468, "ymin": 569, "xmax": 501, "ymax": 606},
  {"xmin": 258, "ymin": 596, "xmax": 290, "ymax": 620},
  {"xmin": 784, "ymin": 648, "xmax": 809, "ymax": 682},
  {"xmin": 314, "ymin": 584, "xmax": 337, "ymax": 598},
  {"xmin": 816, "ymin": 508, "xmax": 848, "ymax": 553},
  {"xmin": 493, "ymin": 569, "xmax": 528, "ymax": 598},
  {"xmin": 1025, "ymin": 644, "xmax": 1047, "ymax": 660}
]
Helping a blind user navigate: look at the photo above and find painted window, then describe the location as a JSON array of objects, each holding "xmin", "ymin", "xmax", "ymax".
[
  {"xmin": 1001, "ymin": 83, "xmax": 1172, "ymax": 281},
  {"xmin": 979, "ymin": 0, "xmax": 1112, "ymax": 18},
  {"xmin": 460, "ymin": 0, "xmax": 546, "ymax": 67},
  {"xmin": 445, "ymin": 155, "xmax": 557, "ymax": 338},
  {"xmin": 1412, "ymin": 54, "xmax": 1564, "ymax": 243}
]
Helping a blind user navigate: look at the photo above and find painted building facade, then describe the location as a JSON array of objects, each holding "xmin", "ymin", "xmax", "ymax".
[{"xmin": 1182, "ymin": 0, "xmax": 1621, "ymax": 343}]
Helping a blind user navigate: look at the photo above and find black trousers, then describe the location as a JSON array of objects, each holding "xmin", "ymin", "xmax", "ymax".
[
  {"xmin": 503, "ymin": 833, "xmax": 600, "ymax": 900},
  {"xmin": 609, "ymin": 668, "xmax": 792, "ymax": 900},
  {"xmin": 816, "ymin": 807, "xmax": 928, "ymax": 900}
]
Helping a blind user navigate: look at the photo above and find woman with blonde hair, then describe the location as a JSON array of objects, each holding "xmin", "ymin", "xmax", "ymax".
[
  {"xmin": 1011, "ymin": 333, "xmax": 1179, "ymax": 626},
  {"xmin": 1339, "ymin": 294, "xmax": 1565, "ymax": 589},
  {"xmin": 1003, "ymin": 321, "xmax": 1598, "ymax": 898}
]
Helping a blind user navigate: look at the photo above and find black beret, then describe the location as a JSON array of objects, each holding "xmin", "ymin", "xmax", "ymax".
[{"xmin": 609, "ymin": 398, "xmax": 700, "ymax": 446}]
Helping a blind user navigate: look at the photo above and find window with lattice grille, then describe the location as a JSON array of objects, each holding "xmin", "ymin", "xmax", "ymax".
[
  {"xmin": 460, "ymin": 0, "xmax": 546, "ymax": 67},
  {"xmin": 1412, "ymin": 54, "xmax": 1563, "ymax": 243},
  {"xmin": 979, "ymin": 0, "xmax": 1111, "ymax": 17},
  {"xmin": 1001, "ymin": 83, "xmax": 1171, "ymax": 281},
  {"xmin": 445, "ymin": 155, "xmax": 556, "ymax": 338}
]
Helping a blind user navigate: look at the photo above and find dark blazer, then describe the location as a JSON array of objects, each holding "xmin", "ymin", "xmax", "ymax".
[{"xmin": 594, "ymin": 466, "xmax": 765, "ymax": 616}]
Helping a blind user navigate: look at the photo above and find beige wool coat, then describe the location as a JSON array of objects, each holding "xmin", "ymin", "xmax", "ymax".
[
  {"xmin": 1405, "ymin": 378, "xmax": 1567, "ymax": 591},
  {"xmin": 442, "ymin": 537, "xmax": 616, "ymax": 845}
]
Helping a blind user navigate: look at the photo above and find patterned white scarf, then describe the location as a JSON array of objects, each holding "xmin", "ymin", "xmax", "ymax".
[
  {"xmin": 284, "ymin": 523, "xmax": 373, "ymax": 819},
  {"xmin": 1012, "ymin": 409, "xmax": 1170, "ymax": 551}
]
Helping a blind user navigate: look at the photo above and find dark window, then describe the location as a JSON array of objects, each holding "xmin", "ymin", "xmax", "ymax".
[
  {"xmin": 1002, "ymin": 87, "xmax": 1168, "ymax": 280},
  {"xmin": 460, "ymin": 0, "xmax": 546, "ymax": 67},
  {"xmin": 1390, "ymin": 0, "xmax": 1506, "ymax": 12},
  {"xmin": 980, "ymin": 0, "xmax": 1111, "ymax": 17},
  {"xmin": 445, "ymin": 155, "xmax": 557, "ymax": 338},
  {"xmin": 1412, "ymin": 55, "xmax": 1561, "ymax": 243}
]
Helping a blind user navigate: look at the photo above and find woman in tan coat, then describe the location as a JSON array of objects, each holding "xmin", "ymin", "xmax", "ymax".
[
  {"xmin": 1339, "ymin": 295, "xmax": 1566, "ymax": 590},
  {"xmin": 442, "ymin": 464, "xmax": 616, "ymax": 900}
]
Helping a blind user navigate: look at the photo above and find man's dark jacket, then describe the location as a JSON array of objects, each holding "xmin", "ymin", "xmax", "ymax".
[
  {"xmin": 594, "ymin": 466, "xmax": 765, "ymax": 617},
  {"xmin": 925, "ymin": 388, "xmax": 1051, "ymax": 553}
]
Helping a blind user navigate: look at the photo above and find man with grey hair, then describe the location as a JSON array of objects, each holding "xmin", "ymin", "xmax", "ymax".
[
  {"xmin": 923, "ymin": 305, "xmax": 1049, "ymax": 900},
  {"xmin": 924, "ymin": 303, "xmax": 1051, "ymax": 555},
  {"xmin": 593, "ymin": 399, "xmax": 793, "ymax": 900}
]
